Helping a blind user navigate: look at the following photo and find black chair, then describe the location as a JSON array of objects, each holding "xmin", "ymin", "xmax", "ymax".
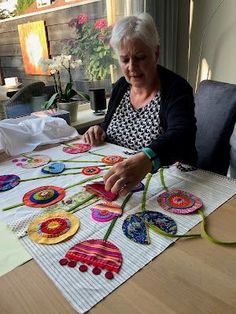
[
  {"xmin": 4, "ymin": 81, "xmax": 45, "ymax": 118},
  {"xmin": 42, "ymin": 85, "xmax": 56, "ymax": 99},
  {"xmin": 195, "ymin": 79, "xmax": 236, "ymax": 175}
]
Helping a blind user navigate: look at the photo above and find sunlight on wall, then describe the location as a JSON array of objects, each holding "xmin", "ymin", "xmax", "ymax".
[
  {"xmin": 200, "ymin": 58, "xmax": 212, "ymax": 82},
  {"xmin": 187, "ymin": 0, "xmax": 194, "ymax": 81}
]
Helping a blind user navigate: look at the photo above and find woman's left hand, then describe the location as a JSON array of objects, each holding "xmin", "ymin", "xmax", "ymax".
[{"xmin": 103, "ymin": 152, "xmax": 152, "ymax": 196}]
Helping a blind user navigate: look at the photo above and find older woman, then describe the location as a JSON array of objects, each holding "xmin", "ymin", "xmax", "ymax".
[{"xmin": 83, "ymin": 13, "xmax": 197, "ymax": 195}]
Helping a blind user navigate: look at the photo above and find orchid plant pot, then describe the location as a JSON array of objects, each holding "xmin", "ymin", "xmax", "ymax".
[{"xmin": 57, "ymin": 100, "xmax": 79, "ymax": 123}]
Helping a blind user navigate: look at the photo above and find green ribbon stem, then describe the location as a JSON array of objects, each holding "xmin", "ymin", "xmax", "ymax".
[
  {"xmin": 147, "ymin": 211, "xmax": 236, "ymax": 246},
  {"xmin": 141, "ymin": 173, "xmax": 152, "ymax": 212},
  {"xmin": 103, "ymin": 192, "xmax": 133, "ymax": 241},
  {"xmin": 67, "ymin": 195, "xmax": 97, "ymax": 213},
  {"xmin": 147, "ymin": 223, "xmax": 200, "ymax": 239},
  {"xmin": 20, "ymin": 167, "xmax": 110, "ymax": 183},
  {"xmin": 198, "ymin": 210, "xmax": 236, "ymax": 246},
  {"xmin": 64, "ymin": 175, "xmax": 102, "ymax": 190},
  {"xmin": 88, "ymin": 151, "xmax": 106, "ymax": 157},
  {"xmin": 66, "ymin": 164, "xmax": 111, "ymax": 169},
  {"xmin": 56, "ymin": 160, "xmax": 104, "ymax": 163},
  {"xmin": 63, "ymin": 143, "xmax": 77, "ymax": 148},
  {"xmin": 20, "ymin": 171, "xmax": 84, "ymax": 182},
  {"xmin": 21, "ymin": 153, "xmax": 33, "ymax": 161},
  {"xmin": 2, "ymin": 202, "xmax": 24, "ymax": 211},
  {"xmin": 159, "ymin": 167, "xmax": 168, "ymax": 191}
]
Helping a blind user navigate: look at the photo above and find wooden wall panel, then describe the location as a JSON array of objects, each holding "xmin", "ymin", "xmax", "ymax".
[{"xmin": 1, "ymin": 56, "xmax": 23, "ymax": 68}]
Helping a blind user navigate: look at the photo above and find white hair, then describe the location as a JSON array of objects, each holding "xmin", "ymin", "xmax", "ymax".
[{"xmin": 110, "ymin": 13, "xmax": 160, "ymax": 54}]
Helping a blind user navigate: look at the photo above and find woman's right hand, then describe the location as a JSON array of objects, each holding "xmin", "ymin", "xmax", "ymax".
[{"xmin": 83, "ymin": 125, "xmax": 106, "ymax": 146}]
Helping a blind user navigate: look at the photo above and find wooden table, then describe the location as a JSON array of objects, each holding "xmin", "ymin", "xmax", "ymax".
[{"xmin": 0, "ymin": 193, "xmax": 235, "ymax": 314}]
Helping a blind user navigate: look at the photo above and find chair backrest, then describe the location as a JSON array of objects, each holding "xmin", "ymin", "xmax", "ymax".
[
  {"xmin": 4, "ymin": 81, "xmax": 45, "ymax": 118},
  {"xmin": 195, "ymin": 79, "xmax": 236, "ymax": 175},
  {"xmin": 42, "ymin": 85, "xmax": 55, "ymax": 99}
]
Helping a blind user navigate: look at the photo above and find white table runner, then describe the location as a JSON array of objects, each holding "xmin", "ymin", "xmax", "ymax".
[{"xmin": 0, "ymin": 142, "xmax": 235, "ymax": 313}]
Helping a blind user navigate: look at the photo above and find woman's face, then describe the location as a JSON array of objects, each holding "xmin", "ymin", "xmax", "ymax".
[{"xmin": 118, "ymin": 38, "xmax": 159, "ymax": 89}]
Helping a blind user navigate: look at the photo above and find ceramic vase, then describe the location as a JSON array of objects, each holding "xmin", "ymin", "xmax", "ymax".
[{"xmin": 57, "ymin": 100, "xmax": 79, "ymax": 123}]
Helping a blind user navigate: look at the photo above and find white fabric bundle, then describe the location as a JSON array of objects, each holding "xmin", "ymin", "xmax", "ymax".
[{"xmin": 0, "ymin": 116, "xmax": 79, "ymax": 156}]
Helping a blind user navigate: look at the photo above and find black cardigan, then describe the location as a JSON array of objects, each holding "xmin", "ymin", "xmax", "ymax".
[{"xmin": 101, "ymin": 65, "xmax": 197, "ymax": 166}]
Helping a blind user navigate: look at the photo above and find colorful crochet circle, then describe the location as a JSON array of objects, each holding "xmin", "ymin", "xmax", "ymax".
[
  {"xmin": 122, "ymin": 211, "xmax": 177, "ymax": 244},
  {"xmin": 132, "ymin": 182, "xmax": 145, "ymax": 193},
  {"xmin": 0, "ymin": 174, "xmax": 20, "ymax": 192},
  {"xmin": 42, "ymin": 162, "xmax": 65, "ymax": 174},
  {"xmin": 23, "ymin": 185, "xmax": 65, "ymax": 208},
  {"xmin": 157, "ymin": 189, "xmax": 203, "ymax": 214},
  {"xmin": 12, "ymin": 157, "xmax": 27, "ymax": 167},
  {"xmin": 91, "ymin": 202, "xmax": 122, "ymax": 222},
  {"xmin": 60, "ymin": 239, "xmax": 122, "ymax": 276},
  {"xmin": 27, "ymin": 212, "xmax": 79, "ymax": 244},
  {"xmin": 85, "ymin": 182, "xmax": 117, "ymax": 201},
  {"xmin": 82, "ymin": 166, "xmax": 101, "ymax": 176},
  {"xmin": 101, "ymin": 155, "xmax": 124, "ymax": 165},
  {"xmin": 18, "ymin": 155, "xmax": 51, "ymax": 169},
  {"xmin": 63, "ymin": 143, "xmax": 91, "ymax": 154}
]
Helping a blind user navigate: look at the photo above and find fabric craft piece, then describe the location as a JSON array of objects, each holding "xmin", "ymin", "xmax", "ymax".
[
  {"xmin": 0, "ymin": 220, "xmax": 32, "ymax": 277},
  {"xmin": 101, "ymin": 155, "xmax": 124, "ymax": 165},
  {"xmin": 0, "ymin": 174, "xmax": 20, "ymax": 192},
  {"xmin": 23, "ymin": 185, "xmax": 65, "ymax": 208},
  {"xmin": 7, "ymin": 191, "xmax": 97, "ymax": 239},
  {"xmin": 132, "ymin": 182, "xmax": 144, "ymax": 193},
  {"xmin": 84, "ymin": 182, "xmax": 117, "ymax": 201},
  {"xmin": 12, "ymin": 155, "xmax": 51, "ymax": 169},
  {"xmin": 59, "ymin": 239, "xmax": 122, "ymax": 279},
  {"xmin": 63, "ymin": 143, "xmax": 91, "ymax": 154},
  {"xmin": 81, "ymin": 166, "xmax": 101, "ymax": 176},
  {"xmin": 91, "ymin": 202, "xmax": 122, "ymax": 222},
  {"xmin": 27, "ymin": 212, "xmax": 79, "ymax": 244},
  {"xmin": 122, "ymin": 211, "xmax": 177, "ymax": 244},
  {"xmin": 42, "ymin": 162, "xmax": 65, "ymax": 174},
  {"xmin": 156, "ymin": 189, "xmax": 203, "ymax": 214}
]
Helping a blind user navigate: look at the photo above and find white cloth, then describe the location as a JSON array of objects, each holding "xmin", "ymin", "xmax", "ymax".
[{"xmin": 0, "ymin": 116, "xmax": 79, "ymax": 156}]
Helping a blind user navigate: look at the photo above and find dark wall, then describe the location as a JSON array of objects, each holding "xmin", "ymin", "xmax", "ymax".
[{"xmin": 0, "ymin": 1, "xmax": 106, "ymax": 86}]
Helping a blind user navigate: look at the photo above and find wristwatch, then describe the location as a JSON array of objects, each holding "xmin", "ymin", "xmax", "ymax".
[{"xmin": 141, "ymin": 147, "xmax": 160, "ymax": 174}]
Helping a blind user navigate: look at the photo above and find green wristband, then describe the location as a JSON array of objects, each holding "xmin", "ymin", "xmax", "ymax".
[{"xmin": 141, "ymin": 147, "xmax": 160, "ymax": 174}]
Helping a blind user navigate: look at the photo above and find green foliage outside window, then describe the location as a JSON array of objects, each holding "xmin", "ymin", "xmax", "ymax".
[
  {"xmin": 65, "ymin": 12, "xmax": 117, "ymax": 82},
  {"xmin": 15, "ymin": 0, "xmax": 34, "ymax": 15}
]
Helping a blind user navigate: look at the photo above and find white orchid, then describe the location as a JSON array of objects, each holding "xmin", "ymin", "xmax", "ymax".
[{"xmin": 40, "ymin": 54, "xmax": 89, "ymax": 109}]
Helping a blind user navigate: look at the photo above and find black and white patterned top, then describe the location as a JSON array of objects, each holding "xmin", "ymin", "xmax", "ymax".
[{"xmin": 106, "ymin": 90, "xmax": 163, "ymax": 150}]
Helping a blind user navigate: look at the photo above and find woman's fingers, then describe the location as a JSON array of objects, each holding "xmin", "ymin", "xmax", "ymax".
[
  {"xmin": 83, "ymin": 126, "xmax": 105, "ymax": 146},
  {"xmin": 103, "ymin": 152, "xmax": 152, "ymax": 195},
  {"xmin": 104, "ymin": 171, "xmax": 127, "ymax": 194}
]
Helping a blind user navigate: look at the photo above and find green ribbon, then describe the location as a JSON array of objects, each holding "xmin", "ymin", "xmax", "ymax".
[
  {"xmin": 103, "ymin": 192, "xmax": 133, "ymax": 241},
  {"xmin": 159, "ymin": 167, "xmax": 168, "ymax": 191},
  {"xmin": 141, "ymin": 173, "xmax": 152, "ymax": 212},
  {"xmin": 148, "ymin": 208, "xmax": 236, "ymax": 246}
]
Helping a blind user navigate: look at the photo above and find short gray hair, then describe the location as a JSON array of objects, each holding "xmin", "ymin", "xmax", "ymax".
[{"xmin": 110, "ymin": 13, "xmax": 160, "ymax": 54}]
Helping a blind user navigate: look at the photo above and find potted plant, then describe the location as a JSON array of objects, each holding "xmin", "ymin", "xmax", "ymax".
[
  {"xmin": 42, "ymin": 54, "xmax": 89, "ymax": 122},
  {"xmin": 65, "ymin": 13, "xmax": 117, "ymax": 89}
]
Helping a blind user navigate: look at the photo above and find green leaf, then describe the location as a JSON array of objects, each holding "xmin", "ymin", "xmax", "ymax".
[
  {"xmin": 42, "ymin": 93, "xmax": 58, "ymax": 110},
  {"xmin": 74, "ymin": 89, "xmax": 90, "ymax": 101}
]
